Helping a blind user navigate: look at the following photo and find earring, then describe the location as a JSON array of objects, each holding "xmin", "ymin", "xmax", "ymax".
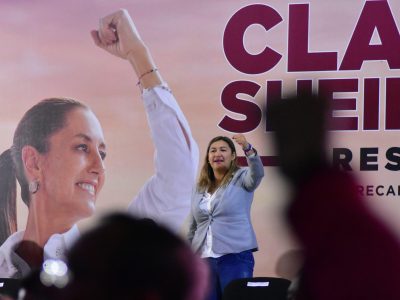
[{"xmin": 29, "ymin": 180, "xmax": 39, "ymax": 194}]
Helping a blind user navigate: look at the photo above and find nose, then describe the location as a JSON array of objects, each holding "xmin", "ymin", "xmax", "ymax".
[
  {"xmin": 215, "ymin": 150, "xmax": 223, "ymax": 156},
  {"xmin": 89, "ymin": 151, "xmax": 106, "ymax": 175}
]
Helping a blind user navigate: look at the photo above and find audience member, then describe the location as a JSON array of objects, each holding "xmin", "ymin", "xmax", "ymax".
[
  {"xmin": 21, "ymin": 213, "xmax": 209, "ymax": 300},
  {"xmin": 267, "ymin": 93, "xmax": 400, "ymax": 300}
]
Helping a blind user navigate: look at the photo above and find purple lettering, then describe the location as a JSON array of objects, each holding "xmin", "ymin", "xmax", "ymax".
[
  {"xmin": 288, "ymin": 4, "xmax": 337, "ymax": 72},
  {"xmin": 366, "ymin": 185, "xmax": 374, "ymax": 196},
  {"xmin": 386, "ymin": 78, "xmax": 400, "ymax": 130},
  {"xmin": 363, "ymin": 78, "xmax": 380, "ymax": 130},
  {"xmin": 376, "ymin": 185, "xmax": 384, "ymax": 196},
  {"xmin": 340, "ymin": 1, "xmax": 400, "ymax": 70},
  {"xmin": 223, "ymin": 4, "xmax": 283, "ymax": 74},
  {"xmin": 360, "ymin": 147, "xmax": 379, "ymax": 171},
  {"xmin": 319, "ymin": 79, "xmax": 358, "ymax": 130},
  {"xmin": 219, "ymin": 81, "xmax": 262, "ymax": 133}
]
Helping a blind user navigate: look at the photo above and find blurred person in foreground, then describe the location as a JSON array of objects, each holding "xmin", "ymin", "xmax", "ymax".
[
  {"xmin": 20, "ymin": 213, "xmax": 209, "ymax": 300},
  {"xmin": 267, "ymin": 92, "xmax": 400, "ymax": 300}
]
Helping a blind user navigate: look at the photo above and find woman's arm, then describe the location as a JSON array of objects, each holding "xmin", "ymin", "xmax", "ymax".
[
  {"xmin": 128, "ymin": 88, "xmax": 199, "ymax": 232},
  {"xmin": 187, "ymin": 211, "xmax": 197, "ymax": 245},
  {"xmin": 91, "ymin": 9, "xmax": 162, "ymax": 89},
  {"xmin": 232, "ymin": 134, "xmax": 264, "ymax": 191},
  {"xmin": 92, "ymin": 10, "xmax": 199, "ymax": 232}
]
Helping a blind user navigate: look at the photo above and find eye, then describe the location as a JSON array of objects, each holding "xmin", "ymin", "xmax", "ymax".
[{"xmin": 76, "ymin": 144, "xmax": 89, "ymax": 152}]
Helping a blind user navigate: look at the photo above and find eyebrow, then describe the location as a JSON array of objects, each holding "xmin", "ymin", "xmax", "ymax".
[{"xmin": 74, "ymin": 133, "xmax": 106, "ymax": 149}]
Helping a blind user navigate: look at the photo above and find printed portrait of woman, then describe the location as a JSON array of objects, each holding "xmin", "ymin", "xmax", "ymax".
[{"xmin": 0, "ymin": 9, "xmax": 199, "ymax": 279}]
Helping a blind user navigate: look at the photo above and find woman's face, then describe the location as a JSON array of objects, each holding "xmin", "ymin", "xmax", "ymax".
[
  {"xmin": 208, "ymin": 140, "xmax": 235, "ymax": 173},
  {"xmin": 37, "ymin": 107, "xmax": 106, "ymax": 223}
]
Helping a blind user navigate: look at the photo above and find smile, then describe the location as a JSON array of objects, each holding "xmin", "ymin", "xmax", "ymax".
[{"xmin": 77, "ymin": 183, "xmax": 95, "ymax": 195}]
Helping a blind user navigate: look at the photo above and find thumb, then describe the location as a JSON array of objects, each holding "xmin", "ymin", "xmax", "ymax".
[{"xmin": 90, "ymin": 30, "xmax": 103, "ymax": 47}]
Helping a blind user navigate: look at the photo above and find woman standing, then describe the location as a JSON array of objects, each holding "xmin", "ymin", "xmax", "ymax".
[
  {"xmin": 0, "ymin": 9, "xmax": 198, "ymax": 278},
  {"xmin": 188, "ymin": 134, "xmax": 264, "ymax": 300}
]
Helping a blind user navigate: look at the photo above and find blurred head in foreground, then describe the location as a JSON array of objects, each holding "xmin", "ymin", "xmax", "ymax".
[
  {"xmin": 267, "ymin": 93, "xmax": 400, "ymax": 300},
  {"xmin": 21, "ymin": 213, "xmax": 209, "ymax": 300},
  {"xmin": 266, "ymin": 92, "xmax": 329, "ymax": 186}
]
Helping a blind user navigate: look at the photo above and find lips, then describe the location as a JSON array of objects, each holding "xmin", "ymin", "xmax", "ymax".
[{"xmin": 77, "ymin": 182, "xmax": 96, "ymax": 195}]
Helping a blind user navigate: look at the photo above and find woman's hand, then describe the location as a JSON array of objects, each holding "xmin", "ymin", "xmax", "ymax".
[
  {"xmin": 91, "ymin": 9, "xmax": 162, "ymax": 89},
  {"xmin": 232, "ymin": 134, "xmax": 249, "ymax": 150},
  {"xmin": 91, "ymin": 9, "xmax": 146, "ymax": 60},
  {"xmin": 233, "ymin": 134, "xmax": 255, "ymax": 156}
]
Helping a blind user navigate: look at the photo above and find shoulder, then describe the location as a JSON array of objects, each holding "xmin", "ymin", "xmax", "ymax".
[
  {"xmin": 0, "ymin": 231, "xmax": 24, "ymax": 254},
  {"xmin": 229, "ymin": 167, "xmax": 246, "ymax": 183},
  {"xmin": 0, "ymin": 231, "xmax": 24, "ymax": 277},
  {"xmin": 234, "ymin": 167, "xmax": 246, "ymax": 177},
  {"xmin": 192, "ymin": 187, "xmax": 205, "ymax": 202},
  {"xmin": 45, "ymin": 225, "xmax": 80, "ymax": 259}
]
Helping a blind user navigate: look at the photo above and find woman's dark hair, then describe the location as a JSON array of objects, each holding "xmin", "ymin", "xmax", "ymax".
[
  {"xmin": 197, "ymin": 136, "xmax": 239, "ymax": 193},
  {"xmin": 0, "ymin": 98, "xmax": 87, "ymax": 244}
]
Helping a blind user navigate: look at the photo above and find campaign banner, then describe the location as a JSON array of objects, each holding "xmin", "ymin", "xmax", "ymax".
[{"xmin": 0, "ymin": 0, "xmax": 399, "ymax": 277}]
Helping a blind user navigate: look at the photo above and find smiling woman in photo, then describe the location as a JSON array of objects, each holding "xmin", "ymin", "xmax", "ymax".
[{"xmin": 0, "ymin": 9, "xmax": 198, "ymax": 279}]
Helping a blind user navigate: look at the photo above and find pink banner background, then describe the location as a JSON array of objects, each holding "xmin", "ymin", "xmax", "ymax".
[{"xmin": 1, "ymin": 0, "xmax": 399, "ymax": 276}]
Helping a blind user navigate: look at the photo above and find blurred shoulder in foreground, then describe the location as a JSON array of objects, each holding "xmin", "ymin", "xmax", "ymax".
[{"xmin": 267, "ymin": 92, "xmax": 400, "ymax": 300}]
